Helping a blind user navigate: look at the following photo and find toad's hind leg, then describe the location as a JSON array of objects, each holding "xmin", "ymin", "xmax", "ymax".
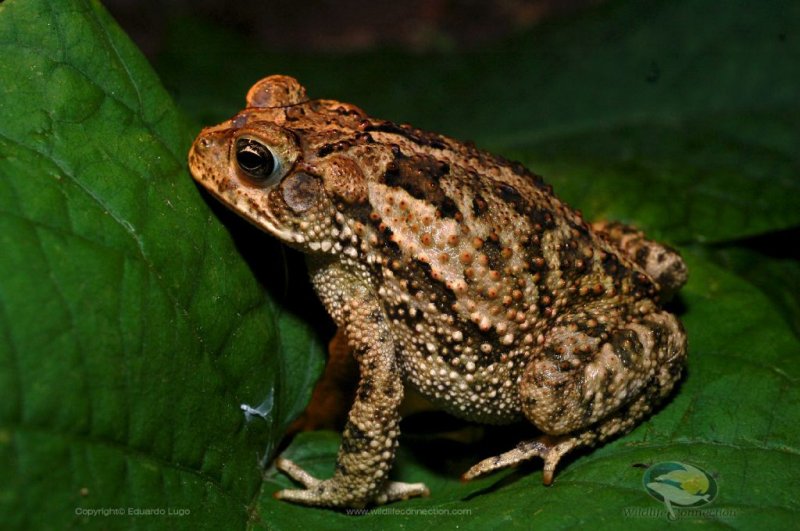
[{"xmin": 463, "ymin": 310, "xmax": 686, "ymax": 484}]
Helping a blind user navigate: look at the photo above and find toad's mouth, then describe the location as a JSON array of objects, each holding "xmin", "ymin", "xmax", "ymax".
[
  {"xmin": 198, "ymin": 178, "xmax": 298, "ymax": 244},
  {"xmin": 189, "ymin": 139, "xmax": 299, "ymax": 244}
]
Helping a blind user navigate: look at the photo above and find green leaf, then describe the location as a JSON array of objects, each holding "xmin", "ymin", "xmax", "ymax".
[
  {"xmin": 700, "ymin": 233, "xmax": 800, "ymax": 339},
  {"xmin": 0, "ymin": 0, "xmax": 323, "ymax": 529}
]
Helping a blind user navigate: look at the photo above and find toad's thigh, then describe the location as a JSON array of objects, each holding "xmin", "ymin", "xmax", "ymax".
[{"xmin": 519, "ymin": 310, "xmax": 686, "ymax": 435}]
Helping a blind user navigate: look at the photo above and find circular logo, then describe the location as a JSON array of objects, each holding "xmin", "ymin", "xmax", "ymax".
[{"xmin": 643, "ymin": 461, "xmax": 717, "ymax": 518}]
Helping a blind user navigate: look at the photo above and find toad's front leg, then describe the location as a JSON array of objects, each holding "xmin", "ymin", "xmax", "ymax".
[{"xmin": 275, "ymin": 264, "xmax": 428, "ymax": 508}]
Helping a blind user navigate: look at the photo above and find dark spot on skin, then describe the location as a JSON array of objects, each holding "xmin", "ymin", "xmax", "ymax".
[
  {"xmin": 581, "ymin": 395, "xmax": 596, "ymax": 422},
  {"xmin": 574, "ymin": 317, "xmax": 608, "ymax": 338},
  {"xmin": 543, "ymin": 345, "xmax": 565, "ymax": 363},
  {"xmin": 635, "ymin": 246, "xmax": 651, "ymax": 268},
  {"xmin": 340, "ymin": 437, "xmax": 358, "ymax": 454},
  {"xmin": 355, "ymin": 132, "xmax": 375, "ymax": 144},
  {"xmin": 567, "ymin": 217, "xmax": 591, "ymax": 237},
  {"xmin": 438, "ymin": 197, "xmax": 459, "ymax": 218},
  {"xmin": 385, "ymin": 383, "xmax": 397, "ymax": 398},
  {"xmin": 497, "ymin": 183, "xmax": 525, "ymax": 214},
  {"xmin": 344, "ymin": 201, "xmax": 372, "ymax": 224},
  {"xmin": 481, "ymin": 237, "xmax": 505, "ymax": 271},
  {"xmin": 610, "ymin": 329, "xmax": 643, "ymax": 367},
  {"xmin": 528, "ymin": 207, "xmax": 557, "ymax": 231},
  {"xmin": 316, "ymin": 139, "xmax": 356, "ymax": 157},
  {"xmin": 645, "ymin": 320, "xmax": 670, "ymax": 352},
  {"xmin": 522, "ymin": 395, "xmax": 536, "ymax": 411},
  {"xmin": 498, "ymin": 183, "xmax": 518, "ymax": 198},
  {"xmin": 595, "ymin": 245, "xmax": 657, "ymax": 301},
  {"xmin": 315, "ymin": 127, "xmax": 377, "ymax": 157},
  {"xmin": 381, "ymin": 237, "xmax": 403, "ymax": 257},
  {"xmin": 668, "ymin": 359, "xmax": 683, "ymax": 378},
  {"xmin": 364, "ymin": 121, "xmax": 448, "ymax": 150},
  {"xmin": 341, "ymin": 423, "xmax": 367, "ymax": 453},
  {"xmin": 656, "ymin": 265, "xmax": 681, "ymax": 295},
  {"xmin": 383, "ymin": 154, "xmax": 461, "ymax": 219},
  {"xmin": 284, "ymin": 106, "xmax": 307, "ymax": 121},
  {"xmin": 316, "ymin": 144, "xmax": 336, "ymax": 157},
  {"xmin": 332, "ymin": 105, "xmax": 364, "ymax": 118},
  {"xmin": 536, "ymin": 287, "xmax": 555, "ymax": 311},
  {"xmin": 601, "ymin": 252, "xmax": 623, "ymax": 279},
  {"xmin": 632, "ymin": 272, "xmax": 656, "ymax": 298},
  {"xmin": 394, "ymin": 258, "xmax": 501, "ymax": 360},
  {"xmin": 352, "ymin": 344, "xmax": 370, "ymax": 361},
  {"xmin": 357, "ymin": 379, "xmax": 373, "ymax": 401},
  {"xmin": 418, "ymin": 260, "xmax": 433, "ymax": 276},
  {"xmin": 406, "ymin": 279, "xmax": 423, "ymax": 297},
  {"xmin": 523, "ymin": 236, "xmax": 545, "ymax": 274},
  {"xmin": 472, "ymin": 195, "xmax": 489, "ymax": 216},
  {"xmin": 594, "ymin": 223, "xmax": 675, "ymax": 296},
  {"xmin": 655, "ymin": 256, "xmax": 688, "ymax": 296},
  {"xmin": 558, "ymin": 237, "xmax": 592, "ymax": 284},
  {"xmin": 390, "ymin": 301, "xmax": 423, "ymax": 326},
  {"xmin": 548, "ymin": 373, "xmax": 569, "ymax": 391},
  {"xmin": 358, "ymin": 211, "xmax": 401, "ymax": 260}
]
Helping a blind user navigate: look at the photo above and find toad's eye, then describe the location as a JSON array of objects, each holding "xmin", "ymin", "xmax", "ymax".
[{"xmin": 235, "ymin": 138, "xmax": 279, "ymax": 182}]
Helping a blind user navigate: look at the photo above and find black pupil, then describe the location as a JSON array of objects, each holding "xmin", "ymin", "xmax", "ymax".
[{"xmin": 235, "ymin": 138, "xmax": 275, "ymax": 179}]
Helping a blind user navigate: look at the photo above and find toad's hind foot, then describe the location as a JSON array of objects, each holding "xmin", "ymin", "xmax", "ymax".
[
  {"xmin": 275, "ymin": 457, "xmax": 322, "ymax": 488},
  {"xmin": 461, "ymin": 434, "xmax": 583, "ymax": 485},
  {"xmin": 275, "ymin": 457, "xmax": 430, "ymax": 507},
  {"xmin": 375, "ymin": 480, "xmax": 431, "ymax": 505}
]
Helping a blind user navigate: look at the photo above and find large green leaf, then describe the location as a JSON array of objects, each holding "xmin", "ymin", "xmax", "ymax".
[
  {"xmin": 700, "ymin": 232, "xmax": 800, "ymax": 340},
  {"xmin": 0, "ymin": 0, "xmax": 323, "ymax": 529},
  {"xmin": 2, "ymin": 0, "xmax": 799, "ymax": 529}
]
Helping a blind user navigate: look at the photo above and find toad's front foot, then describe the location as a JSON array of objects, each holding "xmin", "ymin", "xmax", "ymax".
[
  {"xmin": 274, "ymin": 457, "xmax": 430, "ymax": 508},
  {"xmin": 461, "ymin": 435, "xmax": 580, "ymax": 486}
]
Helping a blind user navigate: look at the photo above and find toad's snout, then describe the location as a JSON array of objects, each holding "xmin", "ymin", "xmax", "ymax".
[{"xmin": 188, "ymin": 129, "xmax": 230, "ymax": 183}]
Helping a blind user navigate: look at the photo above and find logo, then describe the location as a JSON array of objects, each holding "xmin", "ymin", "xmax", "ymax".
[{"xmin": 642, "ymin": 461, "xmax": 717, "ymax": 519}]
